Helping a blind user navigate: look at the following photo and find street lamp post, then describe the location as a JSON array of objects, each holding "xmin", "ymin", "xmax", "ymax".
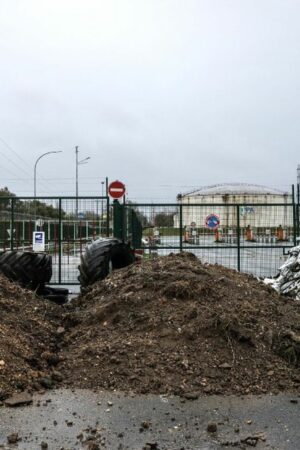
[
  {"xmin": 75, "ymin": 146, "xmax": 90, "ymax": 217},
  {"xmin": 34, "ymin": 151, "xmax": 62, "ymax": 197}
]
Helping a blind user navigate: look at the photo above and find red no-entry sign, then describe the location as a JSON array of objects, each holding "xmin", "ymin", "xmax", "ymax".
[{"xmin": 108, "ymin": 180, "xmax": 126, "ymax": 199}]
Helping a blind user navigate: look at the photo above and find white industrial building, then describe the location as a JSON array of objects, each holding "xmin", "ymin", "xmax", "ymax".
[{"xmin": 175, "ymin": 183, "xmax": 293, "ymax": 230}]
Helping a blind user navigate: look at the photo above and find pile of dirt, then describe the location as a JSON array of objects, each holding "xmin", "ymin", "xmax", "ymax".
[
  {"xmin": 59, "ymin": 253, "xmax": 300, "ymax": 396},
  {"xmin": 1, "ymin": 253, "xmax": 300, "ymax": 399},
  {"xmin": 0, "ymin": 275, "xmax": 63, "ymax": 399}
]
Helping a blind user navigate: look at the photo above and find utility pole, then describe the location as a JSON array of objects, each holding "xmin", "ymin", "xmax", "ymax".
[
  {"xmin": 101, "ymin": 180, "xmax": 105, "ymax": 233},
  {"xmin": 75, "ymin": 146, "xmax": 79, "ymax": 217},
  {"xmin": 75, "ymin": 146, "xmax": 91, "ymax": 218},
  {"xmin": 75, "ymin": 145, "xmax": 78, "ymax": 219},
  {"xmin": 75, "ymin": 146, "xmax": 79, "ymax": 197}
]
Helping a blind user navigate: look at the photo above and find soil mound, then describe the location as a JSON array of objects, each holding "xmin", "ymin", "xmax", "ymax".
[
  {"xmin": 0, "ymin": 275, "xmax": 62, "ymax": 399},
  {"xmin": 60, "ymin": 253, "xmax": 300, "ymax": 396}
]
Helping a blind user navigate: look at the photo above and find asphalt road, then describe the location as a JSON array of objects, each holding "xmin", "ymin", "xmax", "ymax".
[{"xmin": 0, "ymin": 390, "xmax": 299, "ymax": 449}]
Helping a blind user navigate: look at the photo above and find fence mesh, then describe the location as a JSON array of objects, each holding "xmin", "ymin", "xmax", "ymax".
[
  {"xmin": 0, "ymin": 197, "xmax": 109, "ymax": 284},
  {"xmin": 125, "ymin": 202, "xmax": 297, "ymax": 279},
  {"xmin": 0, "ymin": 197, "xmax": 298, "ymax": 284}
]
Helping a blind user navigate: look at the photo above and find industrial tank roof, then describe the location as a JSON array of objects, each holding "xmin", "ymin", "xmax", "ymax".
[{"xmin": 181, "ymin": 183, "xmax": 289, "ymax": 197}]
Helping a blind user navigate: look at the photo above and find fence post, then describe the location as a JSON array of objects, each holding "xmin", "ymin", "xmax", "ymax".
[
  {"xmin": 292, "ymin": 184, "xmax": 297, "ymax": 246},
  {"xmin": 179, "ymin": 204, "xmax": 183, "ymax": 252},
  {"xmin": 10, "ymin": 197, "xmax": 15, "ymax": 251},
  {"xmin": 297, "ymin": 184, "xmax": 300, "ymax": 241},
  {"xmin": 113, "ymin": 200, "xmax": 124, "ymax": 240},
  {"xmin": 58, "ymin": 198, "xmax": 62, "ymax": 284},
  {"xmin": 130, "ymin": 208, "xmax": 142, "ymax": 249},
  {"xmin": 106, "ymin": 197, "xmax": 110, "ymax": 237},
  {"xmin": 237, "ymin": 205, "xmax": 241, "ymax": 271},
  {"xmin": 122, "ymin": 204, "xmax": 127, "ymax": 241}
]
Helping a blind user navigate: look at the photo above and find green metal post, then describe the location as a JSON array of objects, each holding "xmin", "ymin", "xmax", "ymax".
[
  {"xmin": 130, "ymin": 209, "xmax": 134, "ymax": 247},
  {"xmin": 106, "ymin": 197, "xmax": 110, "ymax": 237},
  {"xmin": 131, "ymin": 208, "xmax": 142, "ymax": 248},
  {"xmin": 297, "ymin": 184, "xmax": 300, "ymax": 241},
  {"xmin": 113, "ymin": 200, "xmax": 124, "ymax": 240},
  {"xmin": 10, "ymin": 197, "xmax": 15, "ymax": 250},
  {"xmin": 237, "ymin": 205, "xmax": 241, "ymax": 271},
  {"xmin": 179, "ymin": 204, "xmax": 183, "ymax": 252},
  {"xmin": 58, "ymin": 198, "xmax": 62, "ymax": 284},
  {"xmin": 292, "ymin": 184, "xmax": 296, "ymax": 246},
  {"xmin": 122, "ymin": 204, "xmax": 127, "ymax": 241}
]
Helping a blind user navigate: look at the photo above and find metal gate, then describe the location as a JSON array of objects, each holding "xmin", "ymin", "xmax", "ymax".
[
  {"xmin": 122, "ymin": 201, "xmax": 299, "ymax": 279},
  {"xmin": 1, "ymin": 195, "xmax": 300, "ymax": 284},
  {"xmin": 0, "ymin": 196, "xmax": 110, "ymax": 284}
]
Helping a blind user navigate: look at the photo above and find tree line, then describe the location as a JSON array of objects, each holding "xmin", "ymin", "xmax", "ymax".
[{"xmin": 0, "ymin": 187, "xmax": 176, "ymax": 226}]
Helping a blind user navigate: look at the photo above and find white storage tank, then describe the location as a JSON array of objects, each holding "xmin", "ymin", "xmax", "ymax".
[{"xmin": 175, "ymin": 183, "xmax": 293, "ymax": 233}]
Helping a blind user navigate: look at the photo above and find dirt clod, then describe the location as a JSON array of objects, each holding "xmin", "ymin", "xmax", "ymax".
[
  {"xmin": 207, "ymin": 422, "xmax": 217, "ymax": 433},
  {"xmin": 7, "ymin": 432, "xmax": 19, "ymax": 444},
  {"xmin": 38, "ymin": 377, "xmax": 54, "ymax": 389},
  {"xmin": 143, "ymin": 443, "xmax": 159, "ymax": 450},
  {"xmin": 4, "ymin": 391, "xmax": 33, "ymax": 407},
  {"xmin": 183, "ymin": 392, "xmax": 200, "ymax": 400}
]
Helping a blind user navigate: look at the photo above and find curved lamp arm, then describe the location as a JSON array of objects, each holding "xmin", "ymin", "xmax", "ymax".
[{"xmin": 34, "ymin": 151, "xmax": 62, "ymax": 197}]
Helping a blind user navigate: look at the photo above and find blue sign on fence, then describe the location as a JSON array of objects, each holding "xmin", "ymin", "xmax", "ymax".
[
  {"xmin": 35, "ymin": 232, "xmax": 43, "ymax": 243},
  {"xmin": 205, "ymin": 214, "xmax": 220, "ymax": 230},
  {"xmin": 33, "ymin": 231, "xmax": 45, "ymax": 252}
]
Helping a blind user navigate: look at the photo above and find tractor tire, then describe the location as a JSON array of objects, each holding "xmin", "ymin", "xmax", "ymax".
[
  {"xmin": 42, "ymin": 294, "xmax": 68, "ymax": 305},
  {"xmin": 41, "ymin": 286, "xmax": 70, "ymax": 296},
  {"xmin": 78, "ymin": 238, "xmax": 135, "ymax": 287},
  {"xmin": 0, "ymin": 250, "xmax": 52, "ymax": 289},
  {"xmin": 38, "ymin": 286, "xmax": 69, "ymax": 304}
]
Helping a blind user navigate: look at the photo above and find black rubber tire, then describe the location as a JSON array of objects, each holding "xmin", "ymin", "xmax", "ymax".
[
  {"xmin": 0, "ymin": 250, "xmax": 52, "ymax": 289},
  {"xmin": 42, "ymin": 294, "xmax": 68, "ymax": 305},
  {"xmin": 78, "ymin": 238, "xmax": 135, "ymax": 287},
  {"xmin": 44, "ymin": 286, "xmax": 69, "ymax": 296},
  {"xmin": 38, "ymin": 286, "xmax": 69, "ymax": 303}
]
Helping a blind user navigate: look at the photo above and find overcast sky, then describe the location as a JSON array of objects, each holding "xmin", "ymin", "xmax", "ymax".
[{"xmin": 0, "ymin": 0, "xmax": 299, "ymax": 201}]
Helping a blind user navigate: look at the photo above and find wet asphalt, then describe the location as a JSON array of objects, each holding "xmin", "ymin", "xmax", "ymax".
[{"xmin": 0, "ymin": 390, "xmax": 299, "ymax": 449}]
